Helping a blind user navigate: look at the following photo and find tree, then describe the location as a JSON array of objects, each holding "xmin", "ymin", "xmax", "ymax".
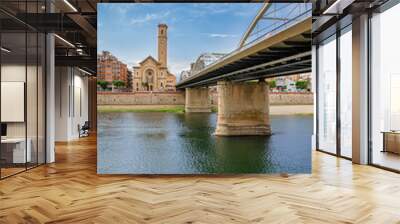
[
  {"xmin": 112, "ymin": 80, "xmax": 125, "ymax": 89},
  {"xmin": 295, "ymin": 80, "xmax": 308, "ymax": 90},
  {"xmin": 268, "ymin": 80, "xmax": 277, "ymax": 89},
  {"xmin": 97, "ymin": 80, "xmax": 109, "ymax": 90}
]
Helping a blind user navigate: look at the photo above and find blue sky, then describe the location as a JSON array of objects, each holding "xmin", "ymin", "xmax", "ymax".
[{"xmin": 98, "ymin": 3, "xmax": 263, "ymax": 76}]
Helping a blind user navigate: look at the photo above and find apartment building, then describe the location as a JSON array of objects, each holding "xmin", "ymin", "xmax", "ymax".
[{"xmin": 97, "ymin": 51, "xmax": 128, "ymax": 85}]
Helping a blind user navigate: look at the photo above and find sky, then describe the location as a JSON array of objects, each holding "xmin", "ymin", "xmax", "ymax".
[{"xmin": 97, "ymin": 3, "xmax": 263, "ymax": 76}]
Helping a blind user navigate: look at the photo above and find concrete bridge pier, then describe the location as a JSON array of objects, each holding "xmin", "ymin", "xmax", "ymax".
[
  {"xmin": 185, "ymin": 87, "xmax": 211, "ymax": 112},
  {"xmin": 215, "ymin": 80, "xmax": 271, "ymax": 136}
]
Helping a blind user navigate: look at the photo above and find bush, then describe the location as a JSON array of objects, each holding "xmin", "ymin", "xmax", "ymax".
[
  {"xmin": 97, "ymin": 80, "xmax": 109, "ymax": 90},
  {"xmin": 295, "ymin": 80, "xmax": 308, "ymax": 90},
  {"xmin": 268, "ymin": 80, "xmax": 276, "ymax": 89},
  {"xmin": 112, "ymin": 80, "xmax": 125, "ymax": 88}
]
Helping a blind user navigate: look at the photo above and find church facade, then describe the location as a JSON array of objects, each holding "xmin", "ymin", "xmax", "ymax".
[{"xmin": 132, "ymin": 24, "xmax": 176, "ymax": 92}]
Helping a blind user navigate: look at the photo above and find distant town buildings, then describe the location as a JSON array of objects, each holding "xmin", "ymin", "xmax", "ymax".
[
  {"xmin": 97, "ymin": 51, "xmax": 128, "ymax": 87},
  {"xmin": 267, "ymin": 73, "xmax": 312, "ymax": 92},
  {"xmin": 132, "ymin": 24, "xmax": 176, "ymax": 92}
]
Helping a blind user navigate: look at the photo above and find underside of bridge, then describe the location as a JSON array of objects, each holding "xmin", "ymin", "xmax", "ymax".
[{"xmin": 178, "ymin": 3, "xmax": 312, "ymax": 136}]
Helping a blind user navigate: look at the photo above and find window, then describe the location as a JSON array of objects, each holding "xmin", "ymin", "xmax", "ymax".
[
  {"xmin": 370, "ymin": 3, "xmax": 400, "ymax": 171},
  {"xmin": 0, "ymin": 2, "xmax": 46, "ymax": 179},
  {"xmin": 339, "ymin": 26, "xmax": 352, "ymax": 158},
  {"xmin": 317, "ymin": 35, "xmax": 337, "ymax": 154}
]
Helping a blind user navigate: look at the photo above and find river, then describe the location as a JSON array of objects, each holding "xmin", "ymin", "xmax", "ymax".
[{"xmin": 98, "ymin": 112, "xmax": 312, "ymax": 174}]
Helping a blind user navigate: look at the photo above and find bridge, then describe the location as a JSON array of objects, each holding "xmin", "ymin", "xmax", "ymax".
[{"xmin": 176, "ymin": 3, "xmax": 312, "ymax": 136}]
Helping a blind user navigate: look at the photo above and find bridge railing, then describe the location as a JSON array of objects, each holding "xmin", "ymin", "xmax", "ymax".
[{"xmin": 242, "ymin": 3, "xmax": 312, "ymax": 48}]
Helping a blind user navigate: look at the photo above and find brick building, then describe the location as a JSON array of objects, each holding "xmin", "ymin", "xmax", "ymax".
[{"xmin": 97, "ymin": 51, "xmax": 128, "ymax": 86}]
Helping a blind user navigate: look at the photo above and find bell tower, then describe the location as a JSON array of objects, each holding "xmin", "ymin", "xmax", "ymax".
[{"xmin": 158, "ymin": 24, "xmax": 167, "ymax": 67}]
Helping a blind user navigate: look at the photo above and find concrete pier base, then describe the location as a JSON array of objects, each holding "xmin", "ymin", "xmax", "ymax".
[
  {"xmin": 185, "ymin": 87, "xmax": 211, "ymax": 112},
  {"xmin": 215, "ymin": 81, "xmax": 271, "ymax": 136}
]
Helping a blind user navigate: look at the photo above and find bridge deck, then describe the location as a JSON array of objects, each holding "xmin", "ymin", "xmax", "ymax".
[{"xmin": 176, "ymin": 17, "xmax": 312, "ymax": 89}]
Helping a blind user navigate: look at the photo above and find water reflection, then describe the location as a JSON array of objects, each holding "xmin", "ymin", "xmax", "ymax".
[{"xmin": 98, "ymin": 112, "xmax": 312, "ymax": 174}]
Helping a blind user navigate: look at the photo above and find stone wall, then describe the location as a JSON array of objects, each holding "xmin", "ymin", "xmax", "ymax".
[
  {"xmin": 269, "ymin": 92, "xmax": 313, "ymax": 105},
  {"xmin": 210, "ymin": 91, "xmax": 313, "ymax": 106},
  {"xmin": 98, "ymin": 91, "xmax": 313, "ymax": 106},
  {"xmin": 97, "ymin": 91, "xmax": 185, "ymax": 105}
]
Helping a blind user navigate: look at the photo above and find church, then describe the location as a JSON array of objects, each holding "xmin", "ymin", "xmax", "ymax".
[{"xmin": 132, "ymin": 24, "xmax": 176, "ymax": 92}]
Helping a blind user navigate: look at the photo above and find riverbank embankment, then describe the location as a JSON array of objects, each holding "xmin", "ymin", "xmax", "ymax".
[{"xmin": 97, "ymin": 104, "xmax": 313, "ymax": 115}]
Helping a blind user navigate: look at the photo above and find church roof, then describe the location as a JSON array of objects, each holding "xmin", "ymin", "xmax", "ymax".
[{"xmin": 139, "ymin": 55, "xmax": 160, "ymax": 65}]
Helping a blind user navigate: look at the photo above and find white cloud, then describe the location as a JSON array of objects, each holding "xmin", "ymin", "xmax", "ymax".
[
  {"xmin": 130, "ymin": 11, "xmax": 171, "ymax": 25},
  {"xmin": 189, "ymin": 3, "xmax": 262, "ymax": 17},
  {"xmin": 106, "ymin": 4, "xmax": 131, "ymax": 15},
  {"xmin": 206, "ymin": 33, "xmax": 238, "ymax": 38},
  {"xmin": 192, "ymin": 3, "xmax": 230, "ymax": 14},
  {"xmin": 127, "ymin": 62, "xmax": 138, "ymax": 68}
]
